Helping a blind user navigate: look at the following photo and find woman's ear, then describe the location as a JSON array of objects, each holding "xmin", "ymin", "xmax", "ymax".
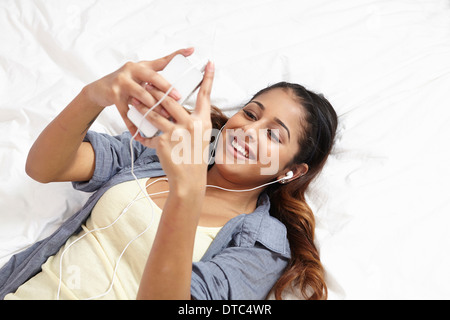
[
  {"xmin": 277, "ymin": 163, "xmax": 308, "ymax": 183},
  {"xmin": 296, "ymin": 163, "xmax": 309, "ymax": 178}
]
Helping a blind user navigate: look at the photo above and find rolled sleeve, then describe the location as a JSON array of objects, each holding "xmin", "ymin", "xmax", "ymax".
[
  {"xmin": 191, "ymin": 244, "xmax": 289, "ymax": 300},
  {"xmin": 72, "ymin": 130, "xmax": 146, "ymax": 192}
]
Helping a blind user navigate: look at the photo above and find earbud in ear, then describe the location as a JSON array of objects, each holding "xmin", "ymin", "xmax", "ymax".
[{"xmin": 280, "ymin": 171, "xmax": 294, "ymax": 183}]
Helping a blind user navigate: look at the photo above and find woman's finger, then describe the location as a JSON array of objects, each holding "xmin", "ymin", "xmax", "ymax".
[
  {"xmin": 133, "ymin": 67, "xmax": 182, "ymax": 101},
  {"xmin": 140, "ymin": 108, "xmax": 174, "ymax": 135},
  {"xmin": 146, "ymin": 86, "xmax": 191, "ymax": 125},
  {"xmin": 194, "ymin": 61, "xmax": 215, "ymax": 119},
  {"xmin": 145, "ymin": 47, "xmax": 195, "ymax": 71},
  {"xmin": 117, "ymin": 99, "xmax": 139, "ymax": 136},
  {"xmin": 132, "ymin": 48, "xmax": 195, "ymax": 108},
  {"xmin": 130, "ymin": 84, "xmax": 171, "ymax": 119},
  {"xmin": 126, "ymin": 79, "xmax": 160, "ymax": 111}
]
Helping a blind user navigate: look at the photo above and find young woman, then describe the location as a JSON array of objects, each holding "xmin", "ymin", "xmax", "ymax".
[{"xmin": 1, "ymin": 48, "xmax": 337, "ymax": 300}]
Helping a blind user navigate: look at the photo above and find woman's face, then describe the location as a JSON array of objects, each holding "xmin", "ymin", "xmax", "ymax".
[{"xmin": 214, "ymin": 88, "xmax": 306, "ymax": 184}]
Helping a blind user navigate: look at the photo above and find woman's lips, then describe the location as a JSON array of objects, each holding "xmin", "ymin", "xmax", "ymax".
[{"xmin": 225, "ymin": 133, "xmax": 256, "ymax": 161}]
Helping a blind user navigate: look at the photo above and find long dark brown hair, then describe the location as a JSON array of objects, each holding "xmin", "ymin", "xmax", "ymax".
[{"xmin": 208, "ymin": 82, "xmax": 338, "ymax": 300}]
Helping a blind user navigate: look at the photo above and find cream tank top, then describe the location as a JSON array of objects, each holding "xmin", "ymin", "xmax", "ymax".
[{"xmin": 5, "ymin": 178, "xmax": 221, "ymax": 300}]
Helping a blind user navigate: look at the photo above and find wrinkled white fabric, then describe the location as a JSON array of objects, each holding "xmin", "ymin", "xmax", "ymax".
[{"xmin": 1, "ymin": 0, "xmax": 450, "ymax": 299}]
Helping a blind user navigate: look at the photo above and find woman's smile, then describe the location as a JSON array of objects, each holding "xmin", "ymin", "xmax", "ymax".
[{"xmin": 224, "ymin": 131, "xmax": 258, "ymax": 162}]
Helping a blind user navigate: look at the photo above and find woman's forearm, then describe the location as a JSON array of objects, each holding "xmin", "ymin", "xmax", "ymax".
[
  {"xmin": 137, "ymin": 186, "xmax": 205, "ymax": 300},
  {"xmin": 136, "ymin": 59, "xmax": 214, "ymax": 300},
  {"xmin": 25, "ymin": 87, "xmax": 104, "ymax": 183}
]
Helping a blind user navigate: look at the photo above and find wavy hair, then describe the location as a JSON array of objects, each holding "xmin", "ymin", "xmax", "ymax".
[{"xmin": 208, "ymin": 82, "xmax": 338, "ymax": 300}]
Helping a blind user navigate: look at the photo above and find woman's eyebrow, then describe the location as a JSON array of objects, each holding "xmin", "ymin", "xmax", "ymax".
[
  {"xmin": 251, "ymin": 100, "xmax": 291, "ymax": 141},
  {"xmin": 251, "ymin": 100, "xmax": 265, "ymax": 110},
  {"xmin": 274, "ymin": 117, "xmax": 290, "ymax": 141}
]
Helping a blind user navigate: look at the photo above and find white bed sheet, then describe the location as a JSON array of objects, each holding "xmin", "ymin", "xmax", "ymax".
[{"xmin": 1, "ymin": 0, "xmax": 450, "ymax": 299}]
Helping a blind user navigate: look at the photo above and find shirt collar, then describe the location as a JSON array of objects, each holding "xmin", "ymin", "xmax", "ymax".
[{"xmin": 201, "ymin": 191, "xmax": 291, "ymax": 260}]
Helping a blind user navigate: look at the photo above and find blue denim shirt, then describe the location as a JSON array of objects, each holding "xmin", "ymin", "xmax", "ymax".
[{"xmin": 0, "ymin": 131, "xmax": 290, "ymax": 300}]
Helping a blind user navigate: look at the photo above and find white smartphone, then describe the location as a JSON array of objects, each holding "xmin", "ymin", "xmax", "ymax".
[{"xmin": 127, "ymin": 55, "xmax": 206, "ymax": 138}]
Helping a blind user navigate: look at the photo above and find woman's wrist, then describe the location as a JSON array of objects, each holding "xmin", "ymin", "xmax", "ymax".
[
  {"xmin": 169, "ymin": 179, "xmax": 206, "ymax": 201},
  {"xmin": 80, "ymin": 85, "xmax": 107, "ymax": 112},
  {"xmin": 161, "ymin": 185, "xmax": 205, "ymax": 230},
  {"xmin": 168, "ymin": 170, "xmax": 207, "ymax": 196}
]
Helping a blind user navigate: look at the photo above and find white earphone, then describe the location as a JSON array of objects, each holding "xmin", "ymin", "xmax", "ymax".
[{"xmin": 280, "ymin": 170, "xmax": 293, "ymax": 183}]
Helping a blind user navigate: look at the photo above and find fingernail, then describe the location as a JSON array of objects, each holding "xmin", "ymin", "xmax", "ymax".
[
  {"xmin": 206, "ymin": 61, "xmax": 215, "ymax": 73},
  {"xmin": 130, "ymin": 97, "xmax": 141, "ymax": 106},
  {"xmin": 160, "ymin": 107, "xmax": 170, "ymax": 118},
  {"xmin": 170, "ymin": 88, "xmax": 182, "ymax": 100}
]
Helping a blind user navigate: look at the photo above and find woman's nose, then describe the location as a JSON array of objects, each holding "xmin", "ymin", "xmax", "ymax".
[{"xmin": 235, "ymin": 127, "xmax": 257, "ymax": 141}]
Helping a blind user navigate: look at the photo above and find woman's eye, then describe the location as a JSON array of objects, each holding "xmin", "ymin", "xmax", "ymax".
[
  {"xmin": 243, "ymin": 110, "xmax": 257, "ymax": 120},
  {"xmin": 267, "ymin": 128, "xmax": 281, "ymax": 143}
]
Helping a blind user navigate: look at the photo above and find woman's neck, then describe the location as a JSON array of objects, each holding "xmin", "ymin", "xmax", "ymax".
[{"xmin": 205, "ymin": 165, "xmax": 262, "ymax": 215}]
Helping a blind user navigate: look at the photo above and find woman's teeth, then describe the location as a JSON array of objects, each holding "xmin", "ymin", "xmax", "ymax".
[{"xmin": 231, "ymin": 139, "xmax": 249, "ymax": 158}]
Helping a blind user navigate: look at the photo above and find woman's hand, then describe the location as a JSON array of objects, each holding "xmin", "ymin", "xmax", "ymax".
[
  {"xmin": 135, "ymin": 61, "xmax": 215, "ymax": 194},
  {"xmin": 136, "ymin": 61, "xmax": 215, "ymax": 300},
  {"xmin": 83, "ymin": 48, "xmax": 194, "ymax": 137}
]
